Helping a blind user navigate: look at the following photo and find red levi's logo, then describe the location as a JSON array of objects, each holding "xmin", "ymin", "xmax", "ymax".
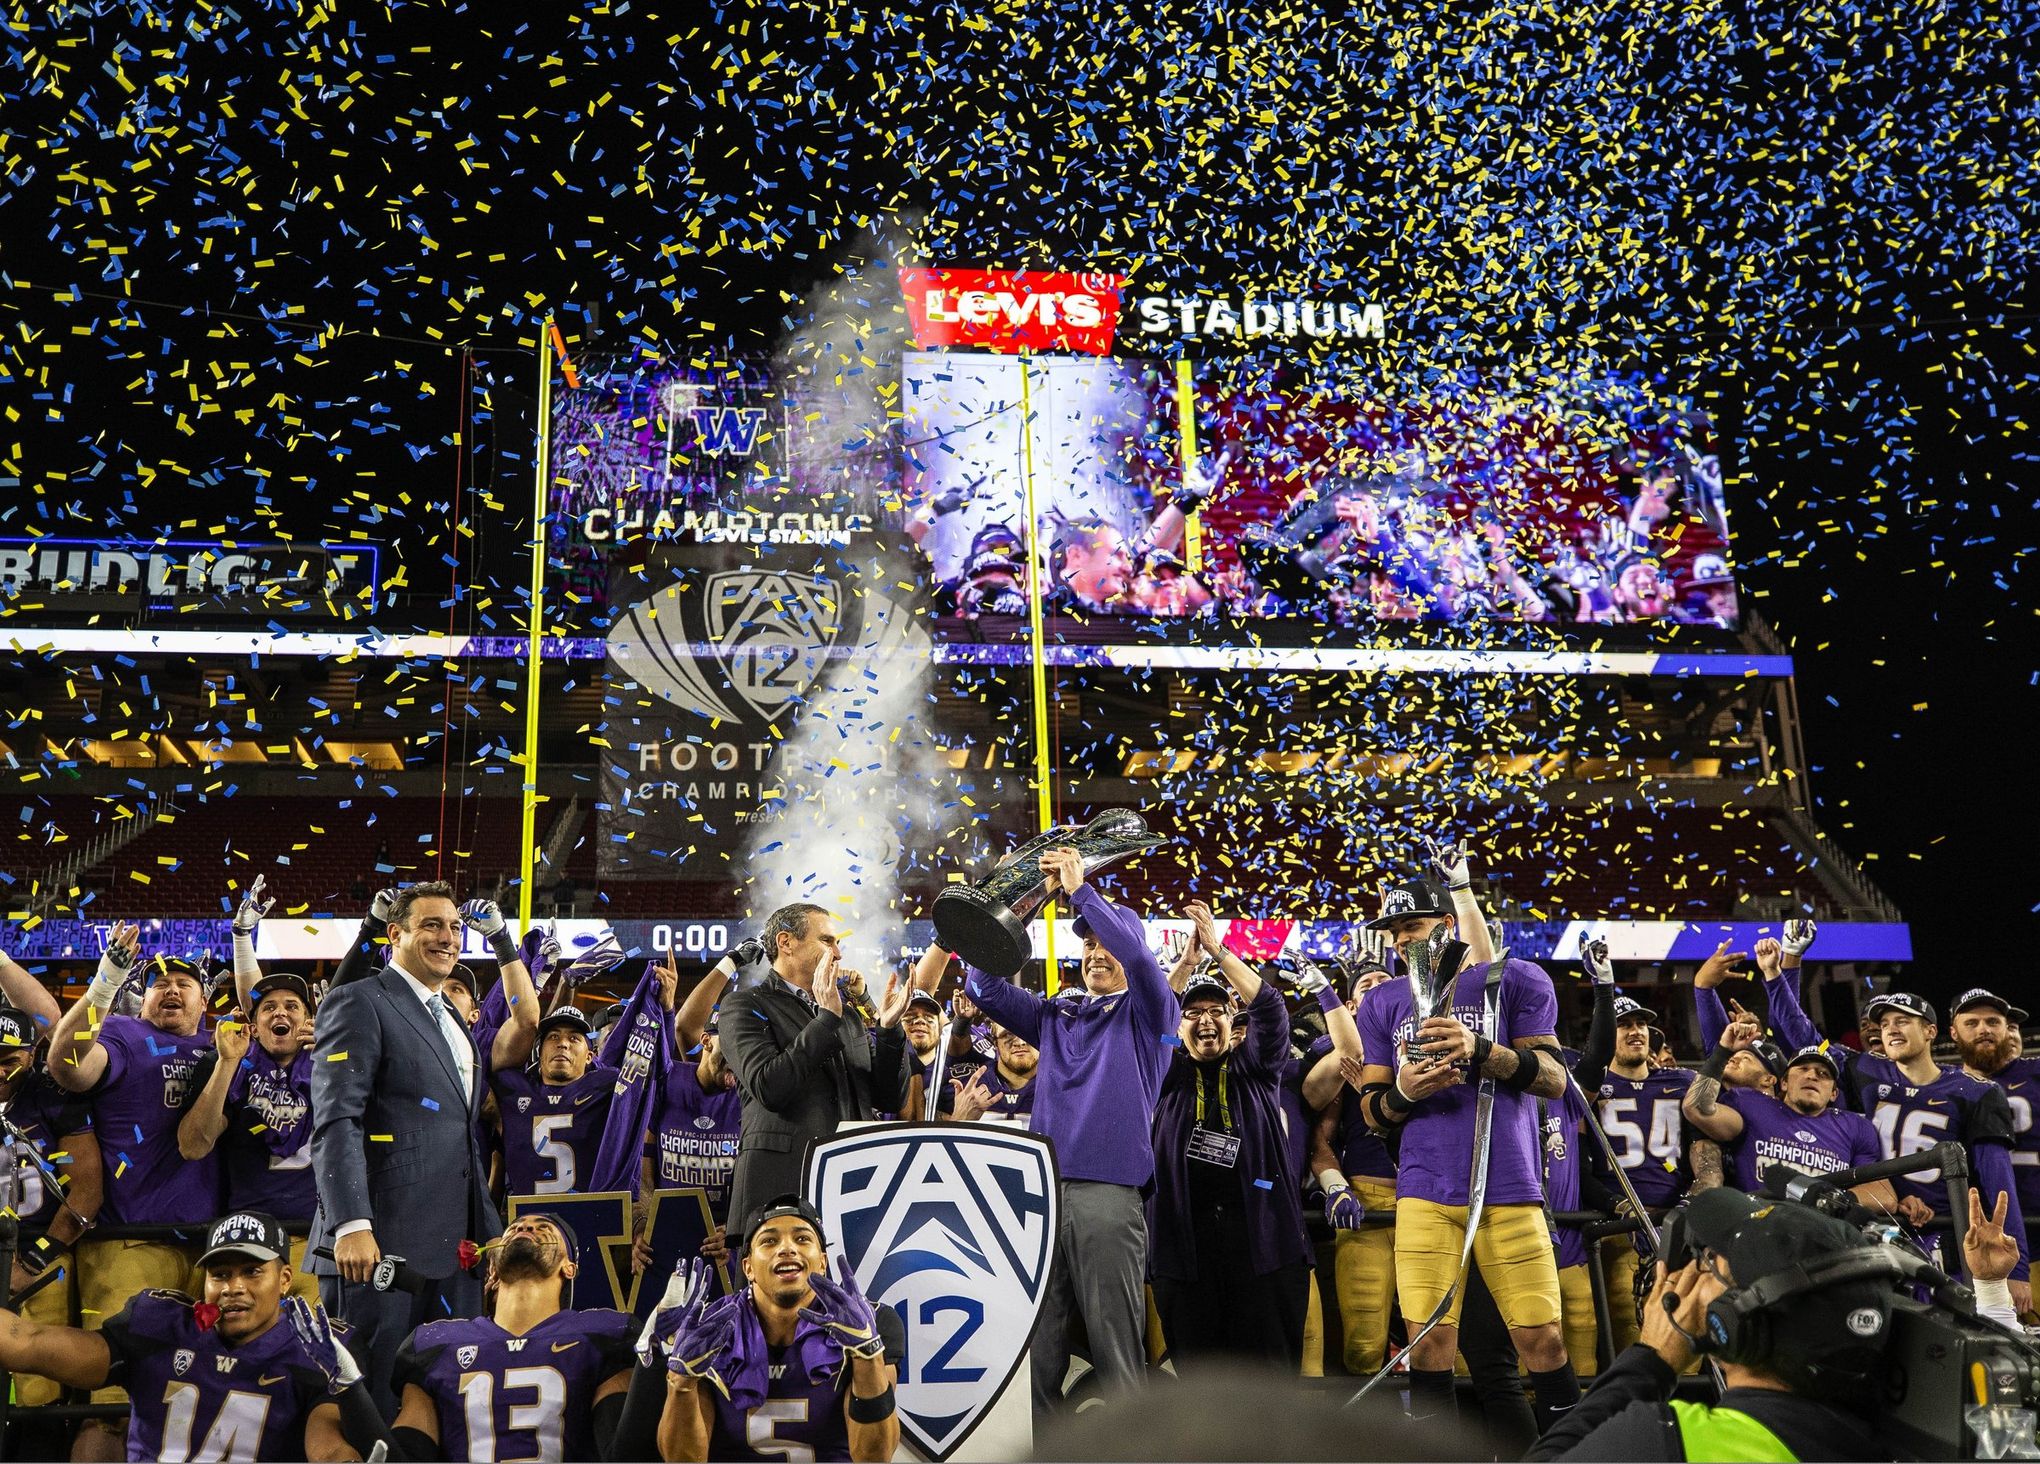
[{"xmin": 899, "ymin": 268, "xmax": 1125, "ymax": 355}]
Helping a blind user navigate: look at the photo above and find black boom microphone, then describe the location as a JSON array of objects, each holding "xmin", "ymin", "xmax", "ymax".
[{"xmin": 311, "ymin": 1246, "xmax": 435, "ymax": 1296}]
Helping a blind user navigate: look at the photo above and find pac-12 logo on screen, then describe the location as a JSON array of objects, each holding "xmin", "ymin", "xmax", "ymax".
[{"xmin": 807, "ymin": 1125, "xmax": 1059, "ymax": 1462}]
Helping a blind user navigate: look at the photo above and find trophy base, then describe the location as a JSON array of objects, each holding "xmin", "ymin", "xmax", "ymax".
[{"xmin": 932, "ymin": 886, "xmax": 1032, "ymax": 980}]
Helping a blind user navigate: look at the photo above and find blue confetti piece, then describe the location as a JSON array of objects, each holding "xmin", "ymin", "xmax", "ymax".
[
  {"xmin": 420, "ymin": 1097, "xmax": 440, "ymax": 1111},
  {"xmin": 1253, "ymin": 1178, "xmax": 1274, "ymax": 1190}
]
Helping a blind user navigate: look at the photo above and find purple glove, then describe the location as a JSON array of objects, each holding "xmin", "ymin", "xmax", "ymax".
[
  {"xmin": 802, "ymin": 1257, "xmax": 885, "ymax": 1360},
  {"xmin": 669, "ymin": 1292, "xmax": 741, "ymax": 1388},
  {"xmin": 1324, "ymin": 1181, "xmax": 1366, "ymax": 1231},
  {"xmin": 638, "ymin": 1256, "xmax": 714, "ymax": 1367}
]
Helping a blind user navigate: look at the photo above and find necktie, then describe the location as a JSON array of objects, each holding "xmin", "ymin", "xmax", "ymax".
[{"xmin": 426, "ymin": 993, "xmax": 470, "ymax": 1099}]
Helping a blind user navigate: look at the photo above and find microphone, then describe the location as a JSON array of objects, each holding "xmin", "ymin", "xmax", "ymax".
[{"xmin": 311, "ymin": 1247, "xmax": 435, "ymax": 1295}]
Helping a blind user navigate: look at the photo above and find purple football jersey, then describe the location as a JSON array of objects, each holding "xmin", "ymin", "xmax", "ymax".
[
  {"xmin": 394, "ymin": 1307, "xmax": 635, "ymax": 1463},
  {"xmin": 976, "ymin": 1066, "xmax": 1037, "ymax": 1125},
  {"xmin": 1850, "ymin": 1056, "xmax": 2017, "ymax": 1212},
  {"xmin": 705, "ymin": 1305, "xmax": 905, "ymax": 1463},
  {"xmin": 1334, "ymin": 1085, "xmax": 1396, "ymax": 1178},
  {"xmin": 0, "ymin": 1069, "xmax": 92, "ymax": 1232},
  {"xmin": 1544, "ymin": 1088, "xmax": 1591, "ymax": 1270},
  {"xmin": 218, "ymin": 1048, "xmax": 316, "ymax": 1223},
  {"xmin": 100, "ymin": 1290, "xmax": 337, "ymax": 1463},
  {"xmin": 90, "ymin": 1014, "xmax": 221, "ymax": 1224},
  {"xmin": 652, "ymin": 1063, "xmax": 742, "ymax": 1216},
  {"xmin": 1594, "ymin": 1065, "xmax": 1695, "ymax": 1209},
  {"xmin": 1721, "ymin": 1088, "xmax": 1882, "ymax": 1192},
  {"xmin": 1987, "ymin": 1056, "xmax": 2040, "ymax": 1217},
  {"xmin": 1353, "ymin": 959, "xmax": 1558, "ymax": 1206},
  {"xmin": 493, "ymin": 1065, "xmax": 618, "ymax": 1197}
]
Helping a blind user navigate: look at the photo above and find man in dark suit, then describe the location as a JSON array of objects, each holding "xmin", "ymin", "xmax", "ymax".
[
  {"xmin": 721, "ymin": 903, "xmax": 909, "ymax": 1227},
  {"xmin": 308, "ymin": 880, "xmax": 535, "ymax": 1418}
]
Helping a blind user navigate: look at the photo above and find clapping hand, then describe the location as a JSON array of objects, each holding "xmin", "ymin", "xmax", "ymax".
[
  {"xmin": 803, "ymin": 1256, "xmax": 886, "ymax": 1361},
  {"xmin": 1182, "ymin": 899, "xmax": 1223, "ymax": 955},
  {"xmin": 813, "ymin": 949, "xmax": 844, "ymax": 1017},
  {"xmin": 231, "ymin": 875, "xmax": 274, "ymax": 935}
]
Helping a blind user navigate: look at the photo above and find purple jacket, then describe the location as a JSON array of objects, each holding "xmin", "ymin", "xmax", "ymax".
[
  {"xmin": 1147, "ymin": 981, "xmax": 1311, "ymax": 1281},
  {"xmin": 963, "ymin": 884, "xmax": 1175, "ymax": 1187}
]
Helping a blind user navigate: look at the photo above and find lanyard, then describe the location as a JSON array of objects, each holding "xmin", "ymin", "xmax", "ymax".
[{"xmin": 1193, "ymin": 1063, "xmax": 1232, "ymax": 1131}]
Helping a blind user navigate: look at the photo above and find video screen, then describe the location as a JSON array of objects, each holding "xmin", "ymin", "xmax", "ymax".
[{"xmin": 901, "ymin": 354, "xmax": 1739, "ymax": 631}]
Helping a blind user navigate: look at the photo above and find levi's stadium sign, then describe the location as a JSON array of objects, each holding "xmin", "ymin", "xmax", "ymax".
[{"xmin": 898, "ymin": 267, "xmax": 1388, "ymax": 354}]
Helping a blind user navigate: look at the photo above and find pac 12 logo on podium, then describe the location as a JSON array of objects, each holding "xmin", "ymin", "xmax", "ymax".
[{"xmin": 806, "ymin": 1124, "xmax": 1058, "ymax": 1461}]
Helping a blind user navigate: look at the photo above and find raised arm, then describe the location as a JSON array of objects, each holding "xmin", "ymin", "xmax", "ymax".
[
  {"xmin": 1185, "ymin": 900, "xmax": 1261, "ymax": 1004},
  {"xmin": 1298, "ymin": 963, "xmax": 1363, "ymax": 1110},
  {"xmin": 1427, "ymin": 836, "xmax": 1495, "ymax": 968},
  {"xmin": 1054, "ymin": 854, "xmax": 1170, "ymax": 1036},
  {"xmin": 1755, "ymin": 934, "xmax": 1822, "ymax": 1052},
  {"xmin": 229, "ymin": 874, "xmax": 275, "ymax": 1012},
  {"xmin": 0, "ymin": 948, "xmax": 59, "ymax": 1030},
  {"xmin": 960, "ymin": 963, "xmax": 1045, "ymax": 1048},
  {"xmin": 1690, "ymin": 938, "xmax": 1747, "ymax": 1053},
  {"xmin": 331, "ymin": 888, "xmax": 397, "ymax": 988},
  {"xmin": 46, "ymin": 920, "xmax": 139, "ymax": 1093},
  {"xmin": 1573, "ymin": 935, "xmax": 1618, "ymax": 1092},
  {"xmin": 462, "ymin": 900, "xmax": 540, "ymax": 1073},
  {"xmin": 675, "ymin": 940, "xmax": 760, "ymax": 1052},
  {"xmin": 177, "ymin": 1025, "xmax": 245, "ymax": 1160}
]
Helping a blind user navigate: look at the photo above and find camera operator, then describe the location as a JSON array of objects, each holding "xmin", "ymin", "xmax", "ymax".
[{"xmin": 1527, "ymin": 1187, "xmax": 1895, "ymax": 1461}]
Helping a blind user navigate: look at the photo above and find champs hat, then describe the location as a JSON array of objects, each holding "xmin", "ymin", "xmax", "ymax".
[
  {"xmin": 1688, "ymin": 552, "xmax": 1734, "ymax": 586},
  {"xmin": 0, "ymin": 1007, "xmax": 36, "ymax": 1049},
  {"xmin": 1749, "ymin": 1038, "xmax": 1790, "ymax": 1084},
  {"xmin": 199, "ymin": 1211, "xmax": 291, "ymax": 1269},
  {"xmin": 1954, "ymin": 987, "xmax": 2029, "ymax": 1023},
  {"xmin": 1613, "ymin": 995, "xmax": 1657, "ymax": 1024},
  {"xmin": 248, "ymin": 973, "xmax": 314, "ymax": 1011},
  {"xmin": 1364, "ymin": 876, "xmax": 1454, "ymax": 931},
  {"xmin": 743, "ymin": 1194, "xmax": 828, "ymax": 1252},
  {"xmin": 905, "ymin": 990, "xmax": 945, "ymax": 1017},
  {"xmin": 1786, "ymin": 1045, "xmax": 1841, "ymax": 1081},
  {"xmin": 1864, "ymin": 991, "xmax": 1936, "ymax": 1025},
  {"xmin": 537, "ymin": 1005, "xmax": 596, "ymax": 1039},
  {"xmin": 1680, "ymin": 1187, "xmax": 1894, "ymax": 1397},
  {"xmin": 1180, "ymin": 972, "xmax": 1233, "ymax": 1010}
]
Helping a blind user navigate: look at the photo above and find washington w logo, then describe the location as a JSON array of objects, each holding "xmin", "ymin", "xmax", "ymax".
[
  {"xmin": 684, "ymin": 406, "xmax": 766, "ymax": 455},
  {"xmin": 808, "ymin": 1125, "xmax": 1059, "ymax": 1461}
]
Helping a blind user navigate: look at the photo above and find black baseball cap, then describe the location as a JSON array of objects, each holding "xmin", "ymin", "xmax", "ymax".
[
  {"xmin": 1953, "ymin": 987, "xmax": 2029, "ymax": 1023},
  {"xmin": 1365, "ymin": 876, "xmax": 1454, "ymax": 930},
  {"xmin": 0, "ymin": 1007, "xmax": 36, "ymax": 1050},
  {"xmin": 1786, "ymin": 1045, "xmax": 1841, "ymax": 1081},
  {"xmin": 441, "ymin": 962, "xmax": 480, "ymax": 999},
  {"xmin": 1180, "ymin": 972, "xmax": 1233, "ymax": 1010},
  {"xmin": 742, "ymin": 1194, "xmax": 827, "ymax": 1252},
  {"xmin": 248, "ymin": 973, "xmax": 314, "ymax": 1011},
  {"xmin": 1864, "ymin": 991, "xmax": 1936, "ymax": 1025},
  {"xmin": 1749, "ymin": 1038, "xmax": 1790, "ymax": 1084},
  {"xmin": 537, "ymin": 1005, "xmax": 595, "ymax": 1040},
  {"xmin": 1681, "ymin": 1187, "xmax": 1894, "ymax": 1397},
  {"xmin": 199, "ymin": 1211, "xmax": 291, "ymax": 1269},
  {"xmin": 905, "ymin": 990, "xmax": 944, "ymax": 1017},
  {"xmin": 1613, "ymin": 995, "xmax": 1658, "ymax": 1025}
]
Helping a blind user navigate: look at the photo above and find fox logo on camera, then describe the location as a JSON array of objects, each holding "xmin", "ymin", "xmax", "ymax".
[{"xmin": 807, "ymin": 1125, "xmax": 1059, "ymax": 1461}]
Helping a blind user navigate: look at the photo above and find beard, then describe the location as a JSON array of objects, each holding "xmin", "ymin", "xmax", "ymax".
[
  {"xmin": 1960, "ymin": 1033, "xmax": 2006, "ymax": 1070},
  {"xmin": 492, "ymin": 1234, "xmax": 555, "ymax": 1285}
]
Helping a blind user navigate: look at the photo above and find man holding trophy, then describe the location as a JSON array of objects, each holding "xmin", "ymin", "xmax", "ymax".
[{"xmin": 949, "ymin": 819, "xmax": 1175, "ymax": 1418}]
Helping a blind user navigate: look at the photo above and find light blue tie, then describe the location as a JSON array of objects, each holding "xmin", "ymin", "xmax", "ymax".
[{"xmin": 426, "ymin": 993, "xmax": 466, "ymax": 1094}]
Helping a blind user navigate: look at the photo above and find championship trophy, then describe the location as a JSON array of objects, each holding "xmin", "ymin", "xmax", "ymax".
[{"xmin": 933, "ymin": 811, "xmax": 1167, "ymax": 978}]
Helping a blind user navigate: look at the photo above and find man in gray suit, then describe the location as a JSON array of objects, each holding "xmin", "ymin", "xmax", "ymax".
[
  {"xmin": 721, "ymin": 902, "xmax": 910, "ymax": 1228},
  {"xmin": 308, "ymin": 881, "xmax": 536, "ymax": 1417}
]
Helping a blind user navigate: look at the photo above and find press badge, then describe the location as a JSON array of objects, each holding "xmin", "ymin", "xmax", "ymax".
[{"xmin": 1187, "ymin": 1127, "xmax": 1241, "ymax": 1168}]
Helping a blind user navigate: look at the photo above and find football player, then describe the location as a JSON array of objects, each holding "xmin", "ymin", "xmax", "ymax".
[
  {"xmin": 1953, "ymin": 987, "xmax": 2040, "ymax": 1283},
  {"xmin": 636, "ymin": 1007, "xmax": 742, "ymax": 1274},
  {"xmin": 1681, "ymin": 1029, "xmax": 1891, "ymax": 1203},
  {"xmin": 1353, "ymin": 870, "xmax": 1577, "ymax": 1433},
  {"xmin": 657, "ymin": 1196, "xmax": 902, "ymax": 1463},
  {"xmin": 0, "ymin": 1211, "xmax": 367, "ymax": 1461},
  {"xmin": 179, "ymin": 973, "xmax": 319, "ymax": 1296},
  {"xmin": 390, "ymin": 1214, "xmax": 635, "ymax": 1461},
  {"xmin": 492, "ymin": 1006, "xmax": 617, "ymax": 1197},
  {"xmin": 945, "ymin": 1022, "xmax": 1039, "ymax": 1125}
]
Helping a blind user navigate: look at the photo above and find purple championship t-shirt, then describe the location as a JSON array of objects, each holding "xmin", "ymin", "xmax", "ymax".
[
  {"xmin": 492, "ymin": 1064, "xmax": 619, "ymax": 1197},
  {"xmin": 210, "ymin": 1047, "xmax": 317, "ymax": 1223},
  {"xmin": 1543, "ymin": 1087, "xmax": 1591, "ymax": 1270},
  {"xmin": 1987, "ymin": 1056, "xmax": 2040, "ymax": 1217},
  {"xmin": 89, "ymin": 1014, "xmax": 221, "ymax": 1224},
  {"xmin": 1594, "ymin": 1066, "xmax": 1695, "ymax": 1209},
  {"xmin": 101, "ymin": 1290, "xmax": 338, "ymax": 1463},
  {"xmin": 1, "ymin": 1070, "xmax": 92, "ymax": 1233},
  {"xmin": 651, "ymin": 1062, "xmax": 743, "ymax": 1217},
  {"xmin": 1719, "ymin": 1087, "xmax": 1881, "ymax": 1192},
  {"xmin": 394, "ymin": 1307, "xmax": 636, "ymax": 1463},
  {"xmin": 705, "ymin": 1305, "xmax": 906, "ymax": 1463},
  {"xmin": 1353, "ymin": 958, "xmax": 1558, "ymax": 1207}
]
